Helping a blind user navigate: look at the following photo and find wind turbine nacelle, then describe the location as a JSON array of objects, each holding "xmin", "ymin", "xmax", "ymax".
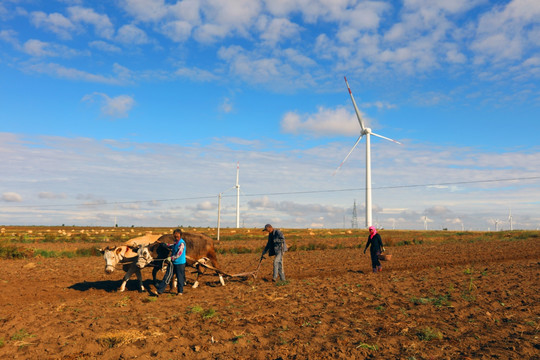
[{"xmin": 363, "ymin": 128, "xmax": 372, "ymax": 135}]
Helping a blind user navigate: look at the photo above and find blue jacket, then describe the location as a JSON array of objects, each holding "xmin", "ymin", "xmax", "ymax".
[{"xmin": 170, "ymin": 239, "xmax": 186, "ymax": 265}]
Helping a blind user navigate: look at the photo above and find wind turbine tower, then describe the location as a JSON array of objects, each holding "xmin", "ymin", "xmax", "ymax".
[
  {"xmin": 235, "ymin": 162, "xmax": 240, "ymax": 228},
  {"xmin": 335, "ymin": 77, "xmax": 402, "ymax": 228},
  {"xmin": 351, "ymin": 200, "xmax": 358, "ymax": 229},
  {"xmin": 494, "ymin": 219, "xmax": 500, "ymax": 232},
  {"xmin": 508, "ymin": 209, "xmax": 513, "ymax": 231}
]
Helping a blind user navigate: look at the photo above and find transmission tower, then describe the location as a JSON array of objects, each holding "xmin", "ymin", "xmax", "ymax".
[{"xmin": 351, "ymin": 200, "xmax": 358, "ymax": 229}]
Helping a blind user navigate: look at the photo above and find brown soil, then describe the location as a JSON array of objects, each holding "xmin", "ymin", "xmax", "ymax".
[{"xmin": 1, "ymin": 235, "xmax": 539, "ymax": 359}]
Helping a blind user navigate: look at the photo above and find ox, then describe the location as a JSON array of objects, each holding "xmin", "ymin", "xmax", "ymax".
[
  {"xmin": 135, "ymin": 232, "xmax": 225, "ymax": 288},
  {"xmin": 99, "ymin": 234, "xmax": 161, "ymax": 292},
  {"xmin": 130, "ymin": 241, "xmax": 172, "ymax": 285}
]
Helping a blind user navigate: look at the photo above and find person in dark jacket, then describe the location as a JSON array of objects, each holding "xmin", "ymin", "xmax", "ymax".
[
  {"xmin": 364, "ymin": 226, "xmax": 385, "ymax": 273},
  {"xmin": 261, "ymin": 224, "xmax": 287, "ymax": 282}
]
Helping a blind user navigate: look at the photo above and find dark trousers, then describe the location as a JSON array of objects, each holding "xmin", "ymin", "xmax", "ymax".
[
  {"xmin": 370, "ymin": 251, "xmax": 381, "ymax": 269},
  {"xmin": 156, "ymin": 263, "xmax": 185, "ymax": 294}
]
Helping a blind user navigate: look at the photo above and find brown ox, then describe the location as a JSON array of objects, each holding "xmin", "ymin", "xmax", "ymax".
[
  {"xmin": 99, "ymin": 234, "xmax": 161, "ymax": 292},
  {"xmin": 135, "ymin": 232, "xmax": 225, "ymax": 288}
]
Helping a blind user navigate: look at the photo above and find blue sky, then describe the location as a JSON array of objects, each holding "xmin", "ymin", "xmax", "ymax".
[{"xmin": 1, "ymin": 0, "xmax": 539, "ymax": 230}]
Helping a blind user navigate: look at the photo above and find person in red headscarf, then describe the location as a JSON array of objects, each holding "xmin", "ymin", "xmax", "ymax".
[{"xmin": 364, "ymin": 226, "xmax": 385, "ymax": 273}]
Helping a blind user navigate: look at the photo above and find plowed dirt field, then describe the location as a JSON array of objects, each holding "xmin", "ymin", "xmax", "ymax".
[{"xmin": 1, "ymin": 230, "xmax": 539, "ymax": 359}]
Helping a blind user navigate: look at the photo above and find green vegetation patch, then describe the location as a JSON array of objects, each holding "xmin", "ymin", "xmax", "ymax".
[
  {"xmin": 416, "ymin": 327, "xmax": 443, "ymax": 341},
  {"xmin": 0, "ymin": 245, "xmax": 33, "ymax": 259},
  {"xmin": 356, "ymin": 342, "xmax": 379, "ymax": 351},
  {"xmin": 0, "ymin": 245, "xmax": 101, "ymax": 259},
  {"xmin": 411, "ymin": 293, "xmax": 452, "ymax": 307}
]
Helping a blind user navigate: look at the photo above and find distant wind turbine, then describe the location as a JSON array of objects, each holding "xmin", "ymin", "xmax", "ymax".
[
  {"xmin": 492, "ymin": 219, "xmax": 500, "ymax": 232},
  {"xmin": 217, "ymin": 162, "xmax": 241, "ymax": 241},
  {"xmin": 508, "ymin": 208, "xmax": 513, "ymax": 231},
  {"xmin": 423, "ymin": 216, "xmax": 428, "ymax": 231},
  {"xmin": 334, "ymin": 77, "xmax": 402, "ymax": 228}
]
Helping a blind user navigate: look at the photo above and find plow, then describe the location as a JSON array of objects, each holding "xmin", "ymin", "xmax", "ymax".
[{"xmin": 186, "ymin": 255, "xmax": 263, "ymax": 280}]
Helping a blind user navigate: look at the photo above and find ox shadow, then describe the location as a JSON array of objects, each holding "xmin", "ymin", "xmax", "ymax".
[{"xmin": 68, "ymin": 280, "xmax": 151, "ymax": 293}]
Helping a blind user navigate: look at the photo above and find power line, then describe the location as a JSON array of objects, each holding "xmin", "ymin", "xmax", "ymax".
[{"xmin": 2, "ymin": 175, "xmax": 539, "ymax": 209}]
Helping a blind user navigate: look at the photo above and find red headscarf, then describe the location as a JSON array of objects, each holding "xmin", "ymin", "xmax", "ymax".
[{"xmin": 368, "ymin": 226, "xmax": 377, "ymax": 239}]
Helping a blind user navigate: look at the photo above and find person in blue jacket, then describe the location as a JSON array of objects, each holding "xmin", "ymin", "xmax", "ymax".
[
  {"xmin": 261, "ymin": 224, "xmax": 287, "ymax": 282},
  {"xmin": 154, "ymin": 228, "xmax": 186, "ymax": 296}
]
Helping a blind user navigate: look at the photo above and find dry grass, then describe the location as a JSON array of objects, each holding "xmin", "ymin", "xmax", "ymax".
[{"xmin": 96, "ymin": 330, "xmax": 147, "ymax": 348}]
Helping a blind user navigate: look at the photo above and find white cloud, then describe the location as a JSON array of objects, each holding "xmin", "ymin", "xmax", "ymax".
[
  {"xmin": 25, "ymin": 63, "xmax": 125, "ymax": 84},
  {"xmin": 22, "ymin": 39, "xmax": 52, "ymax": 57},
  {"xmin": 0, "ymin": 3, "xmax": 8, "ymax": 19},
  {"xmin": 344, "ymin": 1, "xmax": 390, "ymax": 30},
  {"xmin": 82, "ymin": 93, "xmax": 136, "ymax": 118},
  {"xmin": 446, "ymin": 48, "xmax": 467, "ymax": 64},
  {"xmin": 89, "ymin": 40, "xmax": 121, "ymax": 53},
  {"xmin": 217, "ymin": 45, "xmax": 315, "ymax": 90},
  {"xmin": 220, "ymin": 97, "xmax": 233, "ymax": 113},
  {"xmin": 265, "ymin": 0, "xmax": 388, "ymax": 28},
  {"xmin": 30, "ymin": 11, "xmax": 76, "ymax": 39},
  {"xmin": 218, "ymin": 45, "xmax": 284, "ymax": 82},
  {"xmin": 258, "ymin": 17, "xmax": 302, "ymax": 46},
  {"xmin": 2, "ymin": 192, "xmax": 22, "ymax": 202},
  {"xmin": 196, "ymin": 201, "xmax": 214, "ymax": 210},
  {"xmin": 39, "ymin": 192, "xmax": 66, "ymax": 199},
  {"xmin": 175, "ymin": 66, "xmax": 219, "ymax": 82},
  {"xmin": 196, "ymin": 0, "xmax": 262, "ymax": 41},
  {"xmin": 116, "ymin": 24, "xmax": 150, "ymax": 44},
  {"xmin": 425, "ymin": 205, "xmax": 451, "ymax": 216},
  {"xmin": 67, "ymin": 6, "xmax": 115, "ymax": 39},
  {"xmin": 361, "ymin": 101, "xmax": 397, "ymax": 110},
  {"xmin": 0, "ymin": 29, "xmax": 18, "ymax": 46},
  {"xmin": 160, "ymin": 20, "xmax": 193, "ymax": 42},
  {"xmin": 169, "ymin": 0, "xmax": 201, "ymax": 23},
  {"xmin": 282, "ymin": 48, "xmax": 316, "ymax": 67},
  {"xmin": 472, "ymin": 0, "xmax": 540, "ymax": 63},
  {"xmin": 22, "ymin": 39, "xmax": 85, "ymax": 57},
  {"xmin": 120, "ymin": 0, "xmax": 169, "ymax": 22},
  {"xmin": 119, "ymin": 0, "xmax": 200, "ymax": 42},
  {"xmin": 281, "ymin": 106, "xmax": 361, "ymax": 137}
]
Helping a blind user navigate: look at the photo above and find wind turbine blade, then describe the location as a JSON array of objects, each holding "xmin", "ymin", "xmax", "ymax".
[
  {"xmin": 333, "ymin": 135, "xmax": 363, "ymax": 175},
  {"xmin": 370, "ymin": 131, "xmax": 402, "ymax": 145},
  {"xmin": 344, "ymin": 76, "xmax": 366, "ymax": 132}
]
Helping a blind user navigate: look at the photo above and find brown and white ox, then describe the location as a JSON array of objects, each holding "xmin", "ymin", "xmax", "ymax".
[
  {"xmin": 99, "ymin": 234, "xmax": 162, "ymax": 292},
  {"xmin": 135, "ymin": 232, "xmax": 225, "ymax": 288}
]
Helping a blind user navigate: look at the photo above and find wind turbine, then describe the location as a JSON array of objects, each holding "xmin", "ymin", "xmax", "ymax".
[
  {"xmin": 217, "ymin": 162, "xmax": 241, "ymax": 241},
  {"xmin": 492, "ymin": 219, "xmax": 500, "ymax": 232},
  {"xmin": 508, "ymin": 208, "xmax": 513, "ymax": 231},
  {"xmin": 423, "ymin": 216, "xmax": 428, "ymax": 231},
  {"xmin": 335, "ymin": 76, "xmax": 402, "ymax": 228}
]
